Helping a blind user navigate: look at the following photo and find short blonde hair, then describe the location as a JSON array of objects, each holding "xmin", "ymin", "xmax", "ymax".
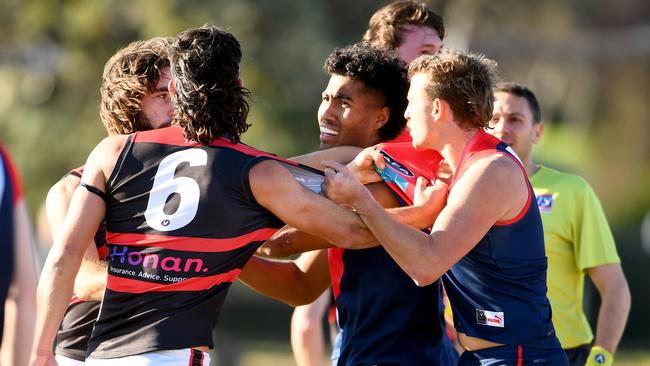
[{"xmin": 408, "ymin": 50, "xmax": 498, "ymax": 130}]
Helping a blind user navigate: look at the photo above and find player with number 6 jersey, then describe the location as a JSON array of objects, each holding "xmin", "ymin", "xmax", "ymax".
[
  {"xmin": 87, "ymin": 128, "xmax": 286, "ymax": 357},
  {"xmin": 30, "ymin": 25, "xmax": 375, "ymax": 366}
]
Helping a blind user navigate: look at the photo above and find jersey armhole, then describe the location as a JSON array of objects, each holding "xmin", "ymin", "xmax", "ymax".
[
  {"xmin": 106, "ymin": 134, "xmax": 135, "ymax": 194},
  {"xmin": 240, "ymin": 155, "xmax": 275, "ymax": 208},
  {"xmin": 494, "ymin": 152, "xmax": 533, "ymax": 226}
]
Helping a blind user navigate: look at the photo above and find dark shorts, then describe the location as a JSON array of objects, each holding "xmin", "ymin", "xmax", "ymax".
[
  {"xmin": 458, "ymin": 345, "xmax": 569, "ymax": 366},
  {"xmin": 563, "ymin": 344, "xmax": 591, "ymax": 366}
]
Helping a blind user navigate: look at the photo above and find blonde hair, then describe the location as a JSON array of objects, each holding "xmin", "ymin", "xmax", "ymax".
[{"xmin": 408, "ymin": 50, "xmax": 499, "ymax": 130}]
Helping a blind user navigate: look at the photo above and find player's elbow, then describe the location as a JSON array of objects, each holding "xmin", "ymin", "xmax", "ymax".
[
  {"xmin": 257, "ymin": 241, "xmax": 293, "ymax": 258},
  {"xmin": 617, "ymin": 277, "xmax": 632, "ymax": 313},
  {"xmin": 412, "ymin": 273, "xmax": 437, "ymax": 287},
  {"xmin": 410, "ymin": 267, "xmax": 442, "ymax": 287},
  {"xmin": 332, "ymin": 224, "xmax": 373, "ymax": 249}
]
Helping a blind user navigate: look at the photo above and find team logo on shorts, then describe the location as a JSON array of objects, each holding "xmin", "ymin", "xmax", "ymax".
[
  {"xmin": 476, "ymin": 309, "xmax": 504, "ymax": 328},
  {"xmin": 536, "ymin": 194, "xmax": 554, "ymax": 213}
]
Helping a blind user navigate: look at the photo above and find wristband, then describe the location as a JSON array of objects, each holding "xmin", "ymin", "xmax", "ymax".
[{"xmin": 585, "ymin": 346, "xmax": 613, "ymax": 366}]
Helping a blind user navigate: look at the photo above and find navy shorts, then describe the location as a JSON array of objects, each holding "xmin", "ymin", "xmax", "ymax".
[{"xmin": 458, "ymin": 344, "xmax": 568, "ymax": 366}]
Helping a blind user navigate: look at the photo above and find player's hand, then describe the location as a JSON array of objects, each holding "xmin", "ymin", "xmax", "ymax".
[
  {"xmin": 322, "ymin": 160, "xmax": 373, "ymax": 207},
  {"xmin": 413, "ymin": 176, "xmax": 449, "ymax": 219},
  {"xmin": 345, "ymin": 147, "xmax": 384, "ymax": 184},
  {"xmin": 585, "ymin": 346, "xmax": 613, "ymax": 366}
]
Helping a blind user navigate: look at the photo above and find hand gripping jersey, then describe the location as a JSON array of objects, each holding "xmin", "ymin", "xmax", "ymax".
[
  {"xmin": 55, "ymin": 167, "xmax": 109, "ymax": 361},
  {"xmin": 0, "ymin": 144, "xmax": 22, "ymax": 345},
  {"xmin": 86, "ymin": 126, "xmax": 284, "ymax": 358},
  {"xmin": 328, "ymin": 142, "xmax": 457, "ymax": 366},
  {"xmin": 443, "ymin": 130, "xmax": 561, "ymax": 349}
]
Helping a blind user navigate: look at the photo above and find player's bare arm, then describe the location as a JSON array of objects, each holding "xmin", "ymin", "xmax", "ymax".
[
  {"xmin": 587, "ymin": 263, "xmax": 631, "ymax": 354},
  {"xmin": 249, "ymin": 159, "xmax": 376, "ymax": 248},
  {"xmin": 46, "ymin": 174, "xmax": 107, "ymax": 302},
  {"xmin": 257, "ymin": 182, "xmax": 399, "ymax": 258},
  {"xmin": 322, "ymin": 154, "xmax": 528, "ymax": 286},
  {"xmin": 292, "ymin": 146, "xmax": 362, "ymax": 170},
  {"xmin": 239, "ymin": 250, "xmax": 330, "ymax": 306}
]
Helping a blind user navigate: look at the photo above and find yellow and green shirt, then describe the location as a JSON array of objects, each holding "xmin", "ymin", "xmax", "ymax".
[{"xmin": 530, "ymin": 165, "xmax": 620, "ymax": 349}]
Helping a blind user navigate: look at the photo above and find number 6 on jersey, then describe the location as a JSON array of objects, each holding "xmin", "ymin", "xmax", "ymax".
[{"xmin": 145, "ymin": 148, "xmax": 207, "ymax": 231}]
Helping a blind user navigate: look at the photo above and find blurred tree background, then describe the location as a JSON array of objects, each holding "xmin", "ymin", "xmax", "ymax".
[{"xmin": 1, "ymin": 0, "xmax": 649, "ymax": 364}]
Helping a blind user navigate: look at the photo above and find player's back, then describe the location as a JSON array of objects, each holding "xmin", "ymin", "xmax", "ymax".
[{"xmin": 87, "ymin": 126, "xmax": 283, "ymax": 358}]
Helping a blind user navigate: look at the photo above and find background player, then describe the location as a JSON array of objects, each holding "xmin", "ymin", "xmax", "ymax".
[
  {"xmin": 0, "ymin": 143, "xmax": 38, "ymax": 366},
  {"xmin": 487, "ymin": 82, "xmax": 631, "ymax": 366}
]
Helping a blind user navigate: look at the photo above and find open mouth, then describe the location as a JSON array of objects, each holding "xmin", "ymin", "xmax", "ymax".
[{"xmin": 319, "ymin": 126, "xmax": 339, "ymax": 137}]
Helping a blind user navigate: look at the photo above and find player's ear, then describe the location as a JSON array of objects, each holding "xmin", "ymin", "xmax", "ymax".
[
  {"xmin": 373, "ymin": 106, "xmax": 390, "ymax": 131},
  {"xmin": 432, "ymin": 98, "xmax": 443, "ymax": 121},
  {"xmin": 168, "ymin": 79, "xmax": 175, "ymax": 95},
  {"xmin": 532, "ymin": 121, "xmax": 544, "ymax": 144}
]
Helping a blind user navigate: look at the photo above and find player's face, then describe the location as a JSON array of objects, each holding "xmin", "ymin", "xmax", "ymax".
[
  {"xmin": 141, "ymin": 66, "xmax": 173, "ymax": 130},
  {"xmin": 488, "ymin": 92, "xmax": 542, "ymax": 161},
  {"xmin": 318, "ymin": 75, "xmax": 386, "ymax": 149},
  {"xmin": 404, "ymin": 73, "xmax": 436, "ymax": 149},
  {"xmin": 397, "ymin": 25, "xmax": 443, "ymax": 64}
]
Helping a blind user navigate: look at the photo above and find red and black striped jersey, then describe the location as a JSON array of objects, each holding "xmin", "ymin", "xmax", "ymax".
[{"xmin": 87, "ymin": 126, "xmax": 283, "ymax": 358}]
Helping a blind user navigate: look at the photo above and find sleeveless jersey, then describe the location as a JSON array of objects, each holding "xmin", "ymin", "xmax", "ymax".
[
  {"xmin": 0, "ymin": 143, "xmax": 22, "ymax": 345},
  {"xmin": 86, "ymin": 126, "xmax": 284, "ymax": 358},
  {"xmin": 328, "ymin": 142, "xmax": 455, "ymax": 366},
  {"xmin": 442, "ymin": 130, "xmax": 560, "ymax": 349},
  {"xmin": 55, "ymin": 166, "xmax": 109, "ymax": 361}
]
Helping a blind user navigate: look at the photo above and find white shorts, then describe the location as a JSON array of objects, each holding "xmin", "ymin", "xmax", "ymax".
[
  {"xmin": 85, "ymin": 348, "xmax": 210, "ymax": 366},
  {"xmin": 55, "ymin": 354, "xmax": 86, "ymax": 366}
]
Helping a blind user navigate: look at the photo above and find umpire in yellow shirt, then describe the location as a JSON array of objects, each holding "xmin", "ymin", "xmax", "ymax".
[{"xmin": 487, "ymin": 82, "xmax": 631, "ymax": 366}]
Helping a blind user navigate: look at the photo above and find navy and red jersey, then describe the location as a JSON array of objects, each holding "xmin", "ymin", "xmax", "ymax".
[
  {"xmin": 86, "ymin": 126, "xmax": 284, "ymax": 358},
  {"xmin": 328, "ymin": 142, "xmax": 456, "ymax": 366},
  {"xmin": 443, "ymin": 130, "xmax": 560, "ymax": 349},
  {"xmin": 55, "ymin": 166, "xmax": 108, "ymax": 361},
  {"xmin": 0, "ymin": 143, "xmax": 22, "ymax": 345}
]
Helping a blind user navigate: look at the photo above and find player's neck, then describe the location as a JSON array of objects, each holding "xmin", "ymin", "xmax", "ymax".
[{"xmin": 441, "ymin": 129, "xmax": 478, "ymax": 174}]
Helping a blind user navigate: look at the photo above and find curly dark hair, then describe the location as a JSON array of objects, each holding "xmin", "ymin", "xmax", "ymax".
[
  {"xmin": 363, "ymin": 1, "xmax": 445, "ymax": 50},
  {"xmin": 170, "ymin": 25, "xmax": 250, "ymax": 144},
  {"xmin": 99, "ymin": 37, "xmax": 171, "ymax": 135},
  {"xmin": 409, "ymin": 49, "xmax": 499, "ymax": 130},
  {"xmin": 324, "ymin": 42, "xmax": 409, "ymax": 141}
]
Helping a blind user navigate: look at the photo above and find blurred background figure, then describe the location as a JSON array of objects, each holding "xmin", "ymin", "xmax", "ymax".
[
  {"xmin": 488, "ymin": 82, "xmax": 631, "ymax": 366},
  {"xmin": 0, "ymin": 142, "xmax": 38, "ymax": 366}
]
